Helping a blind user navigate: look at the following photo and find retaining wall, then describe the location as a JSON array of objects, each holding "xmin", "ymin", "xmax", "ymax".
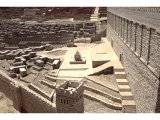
[
  {"xmin": 0, "ymin": 71, "xmax": 56, "ymax": 113},
  {"xmin": 107, "ymin": 10, "xmax": 160, "ymax": 112}
]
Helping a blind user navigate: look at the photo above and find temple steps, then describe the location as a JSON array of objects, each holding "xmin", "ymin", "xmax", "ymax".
[
  {"xmin": 114, "ymin": 68, "xmax": 136, "ymax": 112},
  {"xmin": 84, "ymin": 76, "xmax": 119, "ymax": 93},
  {"xmin": 84, "ymin": 85, "xmax": 121, "ymax": 103},
  {"xmin": 84, "ymin": 90, "xmax": 122, "ymax": 110}
]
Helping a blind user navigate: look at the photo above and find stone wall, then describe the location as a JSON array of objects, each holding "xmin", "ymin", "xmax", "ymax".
[
  {"xmin": 20, "ymin": 86, "xmax": 56, "ymax": 113},
  {"xmin": 107, "ymin": 10, "xmax": 160, "ymax": 112},
  {"xmin": 0, "ymin": 72, "xmax": 13, "ymax": 100},
  {"xmin": 56, "ymin": 93, "xmax": 84, "ymax": 113},
  {"xmin": 130, "ymin": 7, "xmax": 160, "ymax": 13},
  {"xmin": 0, "ymin": 71, "xmax": 56, "ymax": 113}
]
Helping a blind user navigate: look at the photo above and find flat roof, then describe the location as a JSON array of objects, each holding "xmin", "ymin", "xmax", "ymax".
[
  {"xmin": 19, "ymin": 68, "xmax": 26, "ymax": 72},
  {"xmin": 108, "ymin": 8, "xmax": 160, "ymax": 32},
  {"xmin": 53, "ymin": 59, "xmax": 60, "ymax": 64}
]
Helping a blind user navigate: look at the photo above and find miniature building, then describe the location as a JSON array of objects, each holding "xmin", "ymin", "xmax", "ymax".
[
  {"xmin": 29, "ymin": 52, "xmax": 36, "ymax": 58},
  {"xmin": 9, "ymin": 72, "xmax": 17, "ymax": 78},
  {"xmin": 13, "ymin": 61, "xmax": 24, "ymax": 66},
  {"xmin": 52, "ymin": 59, "xmax": 60, "ymax": 69},
  {"xmin": 34, "ymin": 60, "xmax": 44, "ymax": 67},
  {"xmin": 56, "ymin": 81, "xmax": 84, "ymax": 113},
  {"xmin": 15, "ymin": 57, "xmax": 22, "ymax": 62},
  {"xmin": 6, "ymin": 53, "xmax": 15, "ymax": 60},
  {"xmin": 19, "ymin": 68, "xmax": 27, "ymax": 77},
  {"xmin": 10, "ymin": 65, "xmax": 26, "ymax": 73},
  {"xmin": 39, "ymin": 56, "xmax": 47, "ymax": 64},
  {"xmin": 30, "ymin": 56, "xmax": 40, "ymax": 62},
  {"xmin": 47, "ymin": 57, "xmax": 55, "ymax": 63},
  {"xmin": 20, "ymin": 58, "xmax": 26, "ymax": 64},
  {"xmin": 22, "ymin": 54, "xmax": 30, "ymax": 60},
  {"xmin": 70, "ymin": 51, "xmax": 86, "ymax": 64},
  {"xmin": 44, "ymin": 44, "xmax": 53, "ymax": 51},
  {"xmin": 67, "ymin": 42, "xmax": 75, "ymax": 47},
  {"xmin": 74, "ymin": 51, "xmax": 82, "ymax": 61},
  {"xmin": 32, "ymin": 66, "xmax": 43, "ymax": 71},
  {"xmin": 24, "ymin": 49, "xmax": 32, "ymax": 54}
]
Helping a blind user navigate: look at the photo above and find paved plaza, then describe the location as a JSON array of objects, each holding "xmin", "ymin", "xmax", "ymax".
[{"xmin": 58, "ymin": 43, "xmax": 92, "ymax": 78}]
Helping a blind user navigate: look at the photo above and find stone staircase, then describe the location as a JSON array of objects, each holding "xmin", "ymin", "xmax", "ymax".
[
  {"xmin": 84, "ymin": 85, "xmax": 121, "ymax": 103},
  {"xmin": 84, "ymin": 90, "xmax": 122, "ymax": 110},
  {"xmin": 90, "ymin": 7, "xmax": 99, "ymax": 21},
  {"xmin": 114, "ymin": 68, "xmax": 136, "ymax": 113},
  {"xmin": 83, "ymin": 77, "xmax": 122, "ymax": 111},
  {"xmin": 90, "ymin": 7, "xmax": 101, "ymax": 34}
]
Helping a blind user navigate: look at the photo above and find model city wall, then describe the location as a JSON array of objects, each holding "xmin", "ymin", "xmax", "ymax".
[
  {"xmin": 0, "ymin": 69, "xmax": 84, "ymax": 113},
  {"xmin": 107, "ymin": 8, "xmax": 160, "ymax": 112},
  {"xmin": 0, "ymin": 71, "xmax": 56, "ymax": 113}
]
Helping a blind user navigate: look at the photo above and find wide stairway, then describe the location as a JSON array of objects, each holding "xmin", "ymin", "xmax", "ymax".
[
  {"xmin": 90, "ymin": 7, "xmax": 99, "ymax": 21},
  {"xmin": 83, "ymin": 77, "xmax": 122, "ymax": 112},
  {"xmin": 90, "ymin": 7, "xmax": 101, "ymax": 34}
]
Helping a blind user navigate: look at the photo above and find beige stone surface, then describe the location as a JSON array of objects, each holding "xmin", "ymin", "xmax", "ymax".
[
  {"xmin": 122, "ymin": 100, "xmax": 136, "ymax": 113},
  {"xmin": 91, "ymin": 41, "xmax": 119, "ymax": 62},
  {"xmin": 116, "ymin": 79, "xmax": 128, "ymax": 85},
  {"xmin": 58, "ymin": 43, "xmax": 92, "ymax": 78},
  {"xmin": 115, "ymin": 72, "xmax": 127, "ymax": 79},
  {"xmin": 122, "ymin": 100, "xmax": 136, "ymax": 106},
  {"xmin": 120, "ymin": 92, "xmax": 134, "ymax": 100},
  {"xmin": 118, "ymin": 85, "xmax": 131, "ymax": 92}
]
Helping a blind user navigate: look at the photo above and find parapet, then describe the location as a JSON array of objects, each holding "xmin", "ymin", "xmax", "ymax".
[{"xmin": 56, "ymin": 80, "xmax": 84, "ymax": 98}]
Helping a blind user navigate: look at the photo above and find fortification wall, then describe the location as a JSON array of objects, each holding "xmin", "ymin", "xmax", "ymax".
[
  {"xmin": 0, "ymin": 71, "xmax": 56, "ymax": 113},
  {"xmin": 0, "ymin": 71, "xmax": 23, "ymax": 111},
  {"xmin": 130, "ymin": 7, "xmax": 160, "ymax": 13},
  {"xmin": 20, "ymin": 85, "xmax": 56, "ymax": 113},
  {"xmin": 0, "ymin": 72, "xmax": 13, "ymax": 100},
  {"xmin": 107, "ymin": 11, "xmax": 160, "ymax": 112}
]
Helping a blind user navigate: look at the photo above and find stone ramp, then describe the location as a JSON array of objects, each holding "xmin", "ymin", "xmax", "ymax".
[
  {"xmin": 83, "ymin": 75, "xmax": 122, "ymax": 112},
  {"xmin": 84, "ymin": 75, "xmax": 119, "ymax": 93},
  {"xmin": 84, "ymin": 90, "xmax": 122, "ymax": 110},
  {"xmin": 91, "ymin": 61, "xmax": 113, "ymax": 75},
  {"xmin": 86, "ymin": 59, "xmax": 125, "ymax": 76},
  {"xmin": 84, "ymin": 85, "xmax": 121, "ymax": 103},
  {"xmin": 84, "ymin": 98, "xmax": 121, "ymax": 113}
]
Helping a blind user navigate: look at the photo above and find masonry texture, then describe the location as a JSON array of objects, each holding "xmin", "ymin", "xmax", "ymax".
[
  {"xmin": 107, "ymin": 8, "xmax": 160, "ymax": 112},
  {"xmin": 0, "ymin": 71, "xmax": 56, "ymax": 113}
]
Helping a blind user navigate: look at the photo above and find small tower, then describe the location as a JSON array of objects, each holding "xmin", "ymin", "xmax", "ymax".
[
  {"xmin": 74, "ymin": 51, "xmax": 82, "ymax": 61},
  {"xmin": 56, "ymin": 80, "xmax": 84, "ymax": 113}
]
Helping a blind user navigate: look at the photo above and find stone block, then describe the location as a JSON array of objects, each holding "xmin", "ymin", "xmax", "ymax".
[
  {"xmin": 118, "ymin": 85, "xmax": 131, "ymax": 92},
  {"xmin": 116, "ymin": 79, "xmax": 128, "ymax": 85},
  {"xmin": 120, "ymin": 92, "xmax": 134, "ymax": 100},
  {"xmin": 115, "ymin": 71, "xmax": 126, "ymax": 79},
  {"xmin": 122, "ymin": 100, "xmax": 136, "ymax": 113}
]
